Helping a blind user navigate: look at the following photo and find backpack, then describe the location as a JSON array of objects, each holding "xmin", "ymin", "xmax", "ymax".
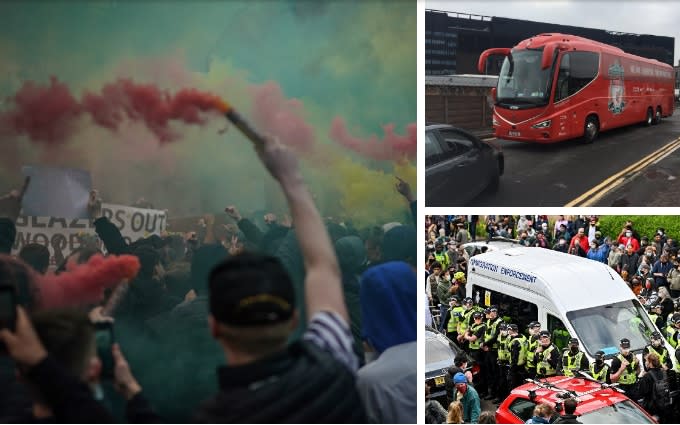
[{"xmin": 650, "ymin": 369, "xmax": 672, "ymax": 411}]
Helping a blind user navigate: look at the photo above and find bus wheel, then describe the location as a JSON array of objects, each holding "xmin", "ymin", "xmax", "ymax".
[
  {"xmin": 645, "ymin": 107, "xmax": 653, "ymax": 126},
  {"xmin": 582, "ymin": 116, "xmax": 599, "ymax": 144},
  {"xmin": 653, "ymin": 107, "xmax": 661, "ymax": 125}
]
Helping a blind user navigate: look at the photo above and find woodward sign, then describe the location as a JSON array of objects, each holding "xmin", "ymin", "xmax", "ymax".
[{"xmin": 11, "ymin": 203, "xmax": 166, "ymax": 266}]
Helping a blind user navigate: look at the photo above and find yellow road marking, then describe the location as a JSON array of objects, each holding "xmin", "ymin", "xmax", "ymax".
[{"xmin": 565, "ymin": 137, "xmax": 680, "ymax": 207}]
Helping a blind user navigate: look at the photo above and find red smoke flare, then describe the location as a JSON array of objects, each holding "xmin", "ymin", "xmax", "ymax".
[
  {"xmin": 1, "ymin": 77, "xmax": 227, "ymax": 145},
  {"xmin": 39, "ymin": 254, "xmax": 140, "ymax": 309},
  {"xmin": 329, "ymin": 117, "xmax": 417, "ymax": 162},
  {"xmin": 249, "ymin": 82, "xmax": 315, "ymax": 153}
]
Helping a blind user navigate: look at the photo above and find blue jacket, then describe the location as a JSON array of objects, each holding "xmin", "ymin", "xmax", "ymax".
[
  {"xmin": 526, "ymin": 416, "xmax": 550, "ymax": 424},
  {"xmin": 586, "ymin": 246, "xmax": 607, "ymax": 264}
]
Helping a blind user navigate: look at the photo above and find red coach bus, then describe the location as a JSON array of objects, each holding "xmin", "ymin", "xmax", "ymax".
[{"xmin": 478, "ymin": 33, "xmax": 675, "ymax": 143}]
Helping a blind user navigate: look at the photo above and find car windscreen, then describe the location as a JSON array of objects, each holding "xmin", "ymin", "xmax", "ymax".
[
  {"xmin": 577, "ymin": 400, "xmax": 654, "ymax": 424},
  {"xmin": 426, "ymin": 337, "xmax": 455, "ymax": 365},
  {"xmin": 566, "ymin": 299, "xmax": 656, "ymax": 357},
  {"xmin": 497, "ymin": 48, "xmax": 552, "ymax": 106}
]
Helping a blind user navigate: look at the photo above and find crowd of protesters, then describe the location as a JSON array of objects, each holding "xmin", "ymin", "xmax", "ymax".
[
  {"xmin": 425, "ymin": 215, "xmax": 680, "ymax": 424},
  {"xmin": 0, "ymin": 137, "xmax": 417, "ymax": 423}
]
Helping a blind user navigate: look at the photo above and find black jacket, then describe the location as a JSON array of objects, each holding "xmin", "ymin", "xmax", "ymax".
[
  {"xmin": 554, "ymin": 414, "xmax": 581, "ymax": 424},
  {"xmin": 193, "ymin": 341, "xmax": 367, "ymax": 423}
]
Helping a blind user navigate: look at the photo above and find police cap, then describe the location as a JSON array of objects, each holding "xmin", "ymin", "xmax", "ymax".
[
  {"xmin": 651, "ymin": 331, "xmax": 662, "ymax": 340},
  {"xmin": 528, "ymin": 321, "xmax": 541, "ymax": 329},
  {"xmin": 538, "ymin": 330, "xmax": 551, "ymax": 338},
  {"xmin": 473, "ymin": 312, "xmax": 483, "ymax": 319},
  {"xmin": 620, "ymin": 338, "xmax": 631, "ymax": 348},
  {"xmin": 569, "ymin": 338, "xmax": 579, "ymax": 345},
  {"xmin": 507, "ymin": 324, "xmax": 519, "ymax": 332}
]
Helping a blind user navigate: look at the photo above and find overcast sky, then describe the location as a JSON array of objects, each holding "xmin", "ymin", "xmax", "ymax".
[{"xmin": 426, "ymin": 1, "xmax": 680, "ymax": 65}]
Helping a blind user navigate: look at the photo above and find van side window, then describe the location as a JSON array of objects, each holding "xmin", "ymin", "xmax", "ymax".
[
  {"xmin": 548, "ymin": 314, "xmax": 571, "ymax": 352},
  {"xmin": 471, "ymin": 284, "xmax": 538, "ymax": 331}
]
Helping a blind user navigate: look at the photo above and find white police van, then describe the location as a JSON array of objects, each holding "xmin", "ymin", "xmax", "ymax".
[{"xmin": 466, "ymin": 247, "xmax": 675, "ymax": 368}]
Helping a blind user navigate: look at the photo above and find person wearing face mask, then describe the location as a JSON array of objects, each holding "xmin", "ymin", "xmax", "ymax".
[
  {"xmin": 553, "ymin": 237, "xmax": 569, "ymax": 254},
  {"xmin": 666, "ymin": 260, "xmax": 680, "ymax": 298},
  {"xmin": 525, "ymin": 322, "xmax": 542, "ymax": 379},
  {"xmin": 589, "ymin": 351, "xmax": 611, "ymax": 383},
  {"xmin": 535, "ymin": 330, "xmax": 561, "ymax": 378},
  {"xmin": 586, "ymin": 240, "xmax": 607, "ymax": 264},
  {"xmin": 561, "ymin": 338, "xmax": 589, "ymax": 377},
  {"xmin": 452, "ymin": 372, "xmax": 481, "ymax": 424},
  {"xmin": 618, "ymin": 228, "xmax": 640, "ymax": 252},
  {"xmin": 642, "ymin": 332, "xmax": 672, "ymax": 371},
  {"xmin": 610, "ymin": 338, "xmax": 640, "ymax": 399}
]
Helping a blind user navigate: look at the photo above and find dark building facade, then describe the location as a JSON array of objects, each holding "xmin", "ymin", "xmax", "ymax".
[{"xmin": 426, "ymin": 9, "xmax": 676, "ymax": 76}]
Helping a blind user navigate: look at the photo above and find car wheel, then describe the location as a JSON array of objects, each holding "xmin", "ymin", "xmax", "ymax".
[
  {"xmin": 653, "ymin": 106, "xmax": 661, "ymax": 125},
  {"xmin": 645, "ymin": 107, "xmax": 653, "ymax": 126},
  {"xmin": 582, "ymin": 116, "xmax": 599, "ymax": 144},
  {"xmin": 485, "ymin": 162, "xmax": 500, "ymax": 193}
]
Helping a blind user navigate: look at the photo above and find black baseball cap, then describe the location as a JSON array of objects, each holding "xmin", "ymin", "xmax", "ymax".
[
  {"xmin": 595, "ymin": 350, "xmax": 605, "ymax": 360},
  {"xmin": 620, "ymin": 338, "xmax": 631, "ymax": 348},
  {"xmin": 209, "ymin": 253, "xmax": 295, "ymax": 326}
]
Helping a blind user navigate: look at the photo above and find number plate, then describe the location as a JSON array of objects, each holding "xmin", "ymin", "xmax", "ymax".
[
  {"xmin": 508, "ymin": 131, "xmax": 521, "ymax": 137},
  {"xmin": 435, "ymin": 376, "xmax": 446, "ymax": 386}
]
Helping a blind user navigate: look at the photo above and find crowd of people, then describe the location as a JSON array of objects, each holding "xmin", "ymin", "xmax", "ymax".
[
  {"xmin": 0, "ymin": 137, "xmax": 417, "ymax": 423},
  {"xmin": 424, "ymin": 215, "xmax": 680, "ymax": 424}
]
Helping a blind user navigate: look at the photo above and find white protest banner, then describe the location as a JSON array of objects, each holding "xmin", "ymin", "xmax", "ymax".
[{"xmin": 12, "ymin": 203, "xmax": 167, "ymax": 267}]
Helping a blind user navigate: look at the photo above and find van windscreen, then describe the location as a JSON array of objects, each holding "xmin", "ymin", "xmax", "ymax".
[{"xmin": 566, "ymin": 299, "xmax": 655, "ymax": 356}]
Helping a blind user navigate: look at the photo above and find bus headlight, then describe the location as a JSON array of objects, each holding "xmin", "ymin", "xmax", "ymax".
[{"xmin": 532, "ymin": 120, "xmax": 552, "ymax": 129}]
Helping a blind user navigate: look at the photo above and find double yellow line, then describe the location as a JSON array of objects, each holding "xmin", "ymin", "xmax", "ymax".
[{"xmin": 565, "ymin": 137, "xmax": 680, "ymax": 207}]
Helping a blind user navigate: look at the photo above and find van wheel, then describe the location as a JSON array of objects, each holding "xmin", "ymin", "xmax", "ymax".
[
  {"xmin": 653, "ymin": 106, "xmax": 661, "ymax": 125},
  {"xmin": 582, "ymin": 116, "xmax": 599, "ymax": 144},
  {"xmin": 645, "ymin": 107, "xmax": 653, "ymax": 126}
]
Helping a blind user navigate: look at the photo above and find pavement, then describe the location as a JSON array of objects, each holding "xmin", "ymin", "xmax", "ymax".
[{"xmin": 466, "ymin": 107, "xmax": 680, "ymax": 206}]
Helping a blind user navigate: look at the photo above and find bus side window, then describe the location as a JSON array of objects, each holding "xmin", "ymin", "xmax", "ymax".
[{"xmin": 555, "ymin": 54, "xmax": 571, "ymax": 102}]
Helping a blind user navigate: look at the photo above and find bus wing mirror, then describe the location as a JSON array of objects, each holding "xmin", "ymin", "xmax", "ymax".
[{"xmin": 478, "ymin": 48, "xmax": 511, "ymax": 74}]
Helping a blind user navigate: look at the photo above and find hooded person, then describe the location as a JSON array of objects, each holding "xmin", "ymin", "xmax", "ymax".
[
  {"xmin": 381, "ymin": 225, "xmax": 417, "ymax": 267},
  {"xmin": 334, "ymin": 235, "xmax": 368, "ymax": 362},
  {"xmin": 356, "ymin": 261, "xmax": 417, "ymax": 424}
]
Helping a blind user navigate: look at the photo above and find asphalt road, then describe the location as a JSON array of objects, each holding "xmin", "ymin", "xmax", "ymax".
[{"xmin": 469, "ymin": 110, "xmax": 680, "ymax": 207}]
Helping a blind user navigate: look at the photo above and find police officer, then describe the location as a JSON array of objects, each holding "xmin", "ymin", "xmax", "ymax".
[
  {"xmin": 457, "ymin": 297, "xmax": 476, "ymax": 350},
  {"xmin": 648, "ymin": 304, "xmax": 665, "ymax": 331},
  {"xmin": 535, "ymin": 330, "xmax": 560, "ymax": 379},
  {"xmin": 642, "ymin": 331, "xmax": 672, "ymax": 371},
  {"xmin": 481, "ymin": 306, "xmax": 503, "ymax": 401},
  {"xmin": 610, "ymin": 338, "xmax": 640, "ymax": 399},
  {"xmin": 507, "ymin": 324, "xmax": 527, "ymax": 389},
  {"xmin": 665, "ymin": 313, "xmax": 680, "ymax": 348},
  {"xmin": 447, "ymin": 295, "xmax": 464, "ymax": 341},
  {"xmin": 561, "ymin": 338, "xmax": 589, "ymax": 377},
  {"xmin": 496, "ymin": 323, "xmax": 512, "ymax": 400},
  {"xmin": 589, "ymin": 350, "xmax": 611, "ymax": 383},
  {"xmin": 465, "ymin": 311, "xmax": 487, "ymax": 396},
  {"xmin": 525, "ymin": 321, "xmax": 542, "ymax": 379}
]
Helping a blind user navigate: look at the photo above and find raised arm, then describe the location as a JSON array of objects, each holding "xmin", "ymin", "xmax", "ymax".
[{"xmin": 254, "ymin": 137, "xmax": 347, "ymax": 323}]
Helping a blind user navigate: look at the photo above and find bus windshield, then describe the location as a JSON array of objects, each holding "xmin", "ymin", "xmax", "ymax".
[
  {"xmin": 497, "ymin": 49, "xmax": 552, "ymax": 107},
  {"xmin": 566, "ymin": 299, "xmax": 656, "ymax": 357}
]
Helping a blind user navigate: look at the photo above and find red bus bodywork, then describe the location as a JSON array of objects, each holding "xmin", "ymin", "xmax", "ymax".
[{"xmin": 478, "ymin": 33, "xmax": 675, "ymax": 143}]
